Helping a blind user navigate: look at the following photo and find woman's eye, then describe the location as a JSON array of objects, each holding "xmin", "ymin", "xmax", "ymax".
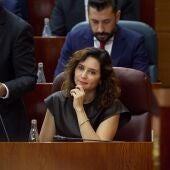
[
  {"xmin": 89, "ymin": 70, "xmax": 96, "ymax": 75},
  {"xmin": 77, "ymin": 65, "xmax": 84, "ymax": 70}
]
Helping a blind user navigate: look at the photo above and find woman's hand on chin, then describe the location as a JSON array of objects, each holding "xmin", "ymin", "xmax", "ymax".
[{"xmin": 70, "ymin": 85, "xmax": 85, "ymax": 110}]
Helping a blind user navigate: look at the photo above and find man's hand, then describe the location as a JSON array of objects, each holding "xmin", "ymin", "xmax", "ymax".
[{"xmin": 0, "ymin": 83, "xmax": 7, "ymax": 97}]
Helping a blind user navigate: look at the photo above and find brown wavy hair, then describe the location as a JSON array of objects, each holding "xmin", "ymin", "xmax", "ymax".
[{"xmin": 62, "ymin": 47, "xmax": 121, "ymax": 109}]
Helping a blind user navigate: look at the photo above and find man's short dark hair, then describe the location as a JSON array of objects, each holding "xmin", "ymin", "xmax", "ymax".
[{"xmin": 88, "ymin": 0, "xmax": 118, "ymax": 12}]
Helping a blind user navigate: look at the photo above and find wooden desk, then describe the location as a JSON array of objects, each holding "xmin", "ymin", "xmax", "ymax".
[
  {"xmin": 0, "ymin": 142, "xmax": 152, "ymax": 170},
  {"xmin": 153, "ymin": 88, "xmax": 170, "ymax": 170},
  {"xmin": 152, "ymin": 82, "xmax": 162, "ymax": 89}
]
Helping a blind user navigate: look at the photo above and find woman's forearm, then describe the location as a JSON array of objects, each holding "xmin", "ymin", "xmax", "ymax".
[{"xmin": 75, "ymin": 108, "xmax": 101, "ymax": 140}]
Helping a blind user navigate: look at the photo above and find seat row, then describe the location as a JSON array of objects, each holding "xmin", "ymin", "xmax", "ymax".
[
  {"xmin": 34, "ymin": 20, "xmax": 158, "ymax": 83},
  {"xmin": 27, "ymin": 0, "xmax": 155, "ymax": 36}
]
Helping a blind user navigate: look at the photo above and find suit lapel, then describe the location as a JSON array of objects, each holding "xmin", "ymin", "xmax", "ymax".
[
  {"xmin": 111, "ymin": 25, "xmax": 127, "ymax": 66},
  {"xmin": 75, "ymin": 0, "xmax": 85, "ymax": 20},
  {"xmin": 78, "ymin": 0, "xmax": 85, "ymax": 8},
  {"xmin": 81, "ymin": 26, "xmax": 94, "ymax": 47},
  {"xmin": 0, "ymin": 8, "xmax": 6, "ymax": 48}
]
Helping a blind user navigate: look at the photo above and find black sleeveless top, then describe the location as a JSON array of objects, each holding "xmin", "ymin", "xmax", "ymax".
[{"xmin": 44, "ymin": 91, "xmax": 131, "ymax": 138}]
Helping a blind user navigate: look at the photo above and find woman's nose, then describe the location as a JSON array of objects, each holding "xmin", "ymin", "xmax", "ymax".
[{"xmin": 81, "ymin": 71, "xmax": 87, "ymax": 78}]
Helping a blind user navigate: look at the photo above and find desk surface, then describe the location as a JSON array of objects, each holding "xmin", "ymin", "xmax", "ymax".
[{"xmin": 0, "ymin": 142, "xmax": 152, "ymax": 170}]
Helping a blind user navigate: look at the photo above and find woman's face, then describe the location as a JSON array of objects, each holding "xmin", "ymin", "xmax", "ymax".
[{"xmin": 74, "ymin": 56, "xmax": 101, "ymax": 93}]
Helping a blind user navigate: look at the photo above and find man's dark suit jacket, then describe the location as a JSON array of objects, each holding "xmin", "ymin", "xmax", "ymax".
[
  {"xmin": 54, "ymin": 24, "xmax": 149, "ymax": 76},
  {"xmin": 2, "ymin": 0, "xmax": 27, "ymax": 20},
  {"xmin": 50, "ymin": 0, "xmax": 139, "ymax": 36},
  {"xmin": 0, "ymin": 7, "xmax": 37, "ymax": 141}
]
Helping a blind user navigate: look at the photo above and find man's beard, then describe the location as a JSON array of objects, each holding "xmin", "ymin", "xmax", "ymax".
[{"xmin": 94, "ymin": 29, "xmax": 116, "ymax": 43}]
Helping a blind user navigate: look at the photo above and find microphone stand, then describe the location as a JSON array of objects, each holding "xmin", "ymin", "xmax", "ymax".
[{"xmin": 53, "ymin": 135, "xmax": 112, "ymax": 142}]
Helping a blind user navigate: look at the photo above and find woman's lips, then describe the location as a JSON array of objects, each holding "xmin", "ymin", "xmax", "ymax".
[{"xmin": 78, "ymin": 80, "xmax": 88, "ymax": 85}]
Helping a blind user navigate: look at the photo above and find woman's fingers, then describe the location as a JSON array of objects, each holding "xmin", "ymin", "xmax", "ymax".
[{"xmin": 70, "ymin": 86, "xmax": 84, "ymax": 96}]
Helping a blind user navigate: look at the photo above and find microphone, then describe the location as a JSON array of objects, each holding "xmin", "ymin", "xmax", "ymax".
[
  {"xmin": 53, "ymin": 135, "xmax": 112, "ymax": 142},
  {"xmin": 0, "ymin": 113, "xmax": 10, "ymax": 142}
]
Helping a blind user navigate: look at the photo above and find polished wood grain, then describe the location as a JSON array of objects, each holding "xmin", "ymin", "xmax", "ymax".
[
  {"xmin": 0, "ymin": 142, "xmax": 153, "ymax": 170},
  {"xmin": 153, "ymin": 88, "xmax": 170, "ymax": 170},
  {"xmin": 153, "ymin": 88, "xmax": 170, "ymax": 107},
  {"xmin": 155, "ymin": 0, "xmax": 170, "ymax": 87},
  {"xmin": 157, "ymin": 33, "xmax": 170, "ymax": 87},
  {"xmin": 27, "ymin": 0, "xmax": 55, "ymax": 35},
  {"xmin": 140, "ymin": 0, "xmax": 155, "ymax": 28},
  {"xmin": 23, "ymin": 83, "xmax": 52, "ymax": 131},
  {"xmin": 151, "ymin": 82, "xmax": 162, "ymax": 89},
  {"xmin": 34, "ymin": 36, "xmax": 65, "ymax": 82},
  {"xmin": 155, "ymin": 0, "xmax": 170, "ymax": 32}
]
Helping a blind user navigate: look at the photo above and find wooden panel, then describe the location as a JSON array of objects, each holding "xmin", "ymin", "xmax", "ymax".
[
  {"xmin": 23, "ymin": 83, "xmax": 52, "ymax": 131},
  {"xmin": 140, "ymin": 0, "xmax": 155, "ymax": 28},
  {"xmin": 34, "ymin": 36, "xmax": 65, "ymax": 82},
  {"xmin": 153, "ymin": 88, "xmax": 170, "ymax": 107},
  {"xmin": 27, "ymin": 0, "xmax": 55, "ymax": 35},
  {"xmin": 155, "ymin": 0, "xmax": 170, "ymax": 32},
  {"xmin": 0, "ymin": 142, "xmax": 152, "ymax": 170},
  {"xmin": 152, "ymin": 82, "xmax": 162, "ymax": 89},
  {"xmin": 153, "ymin": 88, "xmax": 170, "ymax": 170},
  {"xmin": 157, "ymin": 33, "xmax": 170, "ymax": 87}
]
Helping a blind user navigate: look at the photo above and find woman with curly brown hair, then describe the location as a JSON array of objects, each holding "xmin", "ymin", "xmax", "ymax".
[{"xmin": 39, "ymin": 47, "xmax": 130, "ymax": 142}]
